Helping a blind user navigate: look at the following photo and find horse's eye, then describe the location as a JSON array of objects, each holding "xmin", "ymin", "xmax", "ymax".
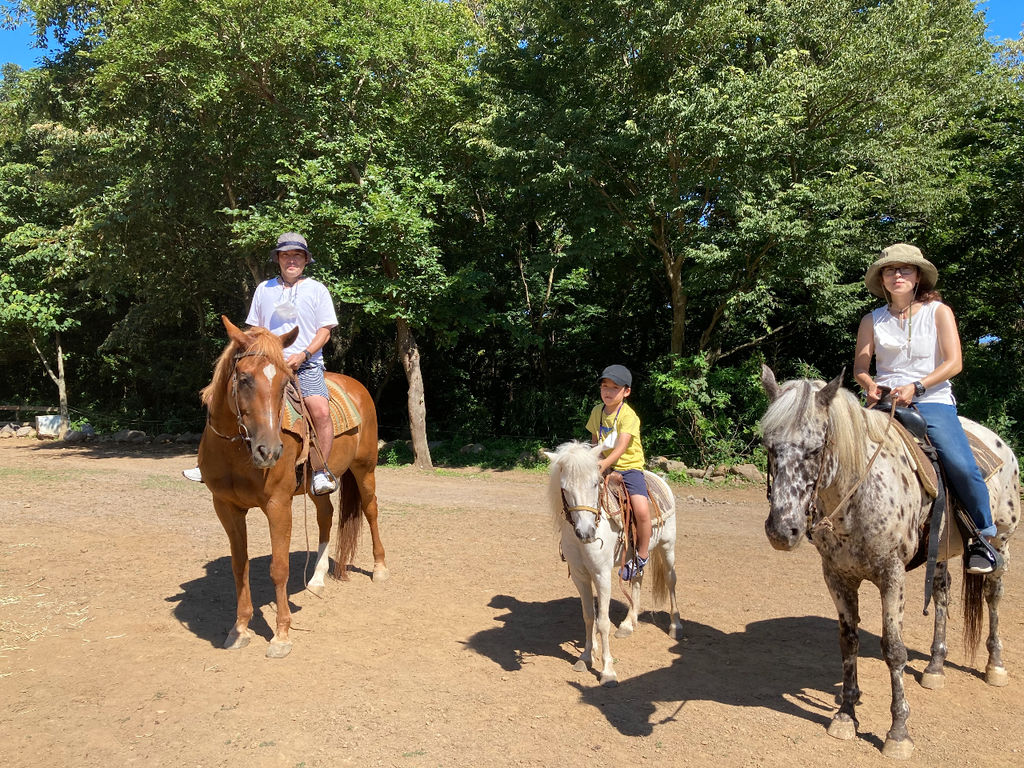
[{"xmin": 237, "ymin": 373, "xmax": 254, "ymax": 389}]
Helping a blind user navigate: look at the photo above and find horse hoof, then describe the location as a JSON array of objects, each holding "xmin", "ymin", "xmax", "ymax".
[
  {"xmin": 882, "ymin": 737, "xmax": 914, "ymax": 760},
  {"xmin": 827, "ymin": 716, "xmax": 856, "ymax": 741},
  {"xmin": 986, "ymin": 666, "xmax": 1009, "ymax": 687},
  {"xmin": 614, "ymin": 625, "xmax": 634, "ymax": 639},
  {"xmin": 223, "ymin": 628, "xmax": 251, "ymax": 650},
  {"xmin": 600, "ymin": 674, "xmax": 618, "ymax": 687},
  {"xmin": 265, "ymin": 641, "xmax": 293, "ymax": 659},
  {"xmin": 305, "ymin": 583, "xmax": 326, "ymax": 598},
  {"xmin": 668, "ymin": 622, "xmax": 683, "ymax": 641},
  {"xmin": 372, "ymin": 565, "xmax": 391, "ymax": 583},
  {"xmin": 920, "ymin": 672, "xmax": 945, "ymax": 690},
  {"xmin": 573, "ymin": 659, "xmax": 589, "ymax": 673}
]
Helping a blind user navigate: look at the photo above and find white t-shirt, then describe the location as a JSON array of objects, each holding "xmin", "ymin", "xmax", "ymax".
[
  {"xmin": 871, "ymin": 301, "xmax": 954, "ymax": 405},
  {"xmin": 246, "ymin": 277, "xmax": 338, "ymax": 363}
]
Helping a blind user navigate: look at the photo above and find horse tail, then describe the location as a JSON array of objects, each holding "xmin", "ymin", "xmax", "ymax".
[
  {"xmin": 649, "ymin": 545, "xmax": 669, "ymax": 607},
  {"xmin": 331, "ymin": 469, "xmax": 363, "ymax": 581},
  {"xmin": 962, "ymin": 569, "xmax": 986, "ymax": 661}
]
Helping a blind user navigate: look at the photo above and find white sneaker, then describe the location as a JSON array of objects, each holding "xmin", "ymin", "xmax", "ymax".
[
  {"xmin": 311, "ymin": 470, "xmax": 337, "ymax": 496},
  {"xmin": 182, "ymin": 467, "xmax": 204, "ymax": 483}
]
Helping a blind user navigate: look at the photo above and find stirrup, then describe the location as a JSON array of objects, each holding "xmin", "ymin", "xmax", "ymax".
[
  {"xmin": 311, "ymin": 469, "xmax": 338, "ymax": 496},
  {"xmin": 619, "ymin": 554, "xmax": 648, "ymax": 582}
]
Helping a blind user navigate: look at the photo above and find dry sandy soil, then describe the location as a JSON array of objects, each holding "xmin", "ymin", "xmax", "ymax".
[{"xmin": 1, "ymin": 438, "xmax": 1023, "ymax": 767}]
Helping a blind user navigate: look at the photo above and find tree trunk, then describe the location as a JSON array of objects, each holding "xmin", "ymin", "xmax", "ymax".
[
  {"xmin": 55, "ymin": 332, "xmax": 68, "ymax": 438},
  {"xmin": 28, "ymin": 330, "xmax": 69, "ymax": 438},
  {"xmin": 396, "ymin": 318, "xmax": 432, "ymax": 470}
]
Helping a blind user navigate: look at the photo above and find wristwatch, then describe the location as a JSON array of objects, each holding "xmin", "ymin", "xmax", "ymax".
[
  {"xmin": 913, "ymin": 381, "xmax": 926, "ymax": 398},
  {"xmin": 303, "ymin": 349, "xmax": 312, "ymax": 362}
]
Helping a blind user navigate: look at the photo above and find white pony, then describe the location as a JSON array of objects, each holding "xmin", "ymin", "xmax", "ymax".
[{"xmin": 545, "ymin": 441, "xmax": 683, "ymax": 686}]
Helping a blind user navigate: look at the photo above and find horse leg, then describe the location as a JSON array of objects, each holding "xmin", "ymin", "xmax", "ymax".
[
  {"xmin": 615, "ymin": 571, "xmax": 641, "ymax": 639},
  {"xmin": 264, "ymin": 498, "xmax": 294, "ymax": 659},
  {"xmin": 825, "ymin": 574, "xmax": 861, "ymax": 742},
  {"xmin": 353, "ymin": 465, "xmax": 389, "ymax": 582},
  {"xmin": 984, "ymin": 569, "xmax": 1009, "ymax": 686},
  {"xmin": 306, "ymin": 494, "xmax": 335, "ymax": 596},
  {"xmin": 878, "ymin": 566, "xmax": 914, "ymax": 759},
  {"xmin": 593, "ymin": 571, "xmax": 617, "ymax": 687},
  {"xmin": 213, "ymin": 499, "xmax": 253, "ymax": 650},
  {"xmin": 921, "ymin": 561, "xmax": 950, "ymax": 689},
  {"xmin": 657, "ymin": 521, "xmax": 683, "ymax": 639},
  {"xmin": 570, "ymin": 572, "xmax": 596, "ymax": 674}
]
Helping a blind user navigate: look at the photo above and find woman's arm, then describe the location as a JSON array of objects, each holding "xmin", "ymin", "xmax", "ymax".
[{"xmin": 853, "ymin": 314, "xmax": 881, "ymax": 405}]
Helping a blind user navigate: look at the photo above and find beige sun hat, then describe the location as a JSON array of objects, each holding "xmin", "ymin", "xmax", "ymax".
[{"xmin": 864, "ymin": 243, "xmax": 938, "ymax": 299}]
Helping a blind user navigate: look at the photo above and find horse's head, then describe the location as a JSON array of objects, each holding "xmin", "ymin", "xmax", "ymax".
[
  {"xmin": 760, "ymin": 365, "xmax": 843, "ymax": 550},
  {"xmin": 209, "ymin": 315, "xmax": 299, "ymax": 468},
  {"xmin": 545, "ymin": 441, "xmax": 606, "ymax": 542}
]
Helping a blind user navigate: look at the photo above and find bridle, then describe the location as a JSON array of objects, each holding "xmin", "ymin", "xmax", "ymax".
[
  {"xmin": 206, "ymin": 349, "xmax": 290, "ymax": 452},
  {"xmin": 766, "ymin": 399, "xmax": 898, "ymax": 540},
  {"xmin": 561, "ymin": 474, "xmax": 632, "ymax": 537}
]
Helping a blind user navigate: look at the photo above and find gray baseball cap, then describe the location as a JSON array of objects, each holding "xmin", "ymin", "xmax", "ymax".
[
  {"xmin": 598, "ymin": 365, "xmax": 632, "ymax": 387},
  {"xmin": 268, "ymin": 232, "xmax": 314, "ymax": 263}
]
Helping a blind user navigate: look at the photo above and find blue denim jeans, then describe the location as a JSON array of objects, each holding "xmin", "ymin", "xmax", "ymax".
[{"xmin": 916, "ymin": 402, "xmax": 995, "ymax": 538}]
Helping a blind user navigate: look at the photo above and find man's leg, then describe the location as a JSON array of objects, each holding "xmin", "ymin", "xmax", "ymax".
[{"xmin": 304, "ymin": 395, "xmax": 333, "ymax": 471}]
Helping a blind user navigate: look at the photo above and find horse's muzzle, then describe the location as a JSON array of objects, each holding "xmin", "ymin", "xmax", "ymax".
[
  {"xmin": 764, "ymin": 513, "xmax": 803, "ymax": 551},
  {"xmin": 251, "ymin": 439, "xmax": 283, "ymax": 468}
]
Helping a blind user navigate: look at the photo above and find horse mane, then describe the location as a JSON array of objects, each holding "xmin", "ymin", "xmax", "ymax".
[
  {"xmin": 547, "ymin": 440, "xmax": 602, "ymax": 529},
  {"xmin": 761, "ymin": 378, "xmax": 893, "ymax": 486},
  {"xmin": 200, "ymin": 326, "xmax": 288, "ymax": 406}
]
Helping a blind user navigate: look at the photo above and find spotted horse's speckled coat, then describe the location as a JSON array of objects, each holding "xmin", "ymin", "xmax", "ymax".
[{"xmin": 759, "ymin": 366, "xmax": 1019, "ymax": 759}]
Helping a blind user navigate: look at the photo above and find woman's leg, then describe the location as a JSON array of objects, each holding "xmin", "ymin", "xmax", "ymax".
[{"xmin": 917, "ymin": 403, "xmax": 995, "ymax": 538}]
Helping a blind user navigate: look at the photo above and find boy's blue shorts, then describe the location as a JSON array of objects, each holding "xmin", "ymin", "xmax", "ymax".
[{"xmin": 619, "ymin": 468, "xmax": 650, "ymax": 499}]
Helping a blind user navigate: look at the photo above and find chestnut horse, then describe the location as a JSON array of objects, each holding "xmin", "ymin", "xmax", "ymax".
[{"xmin": 197, "ymin": 316, "xmax": 389, "ymax": 658}]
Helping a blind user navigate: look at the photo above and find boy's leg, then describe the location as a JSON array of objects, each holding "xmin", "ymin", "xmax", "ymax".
[{"xmin": 631, "ymin": 494, "xmax": 652, "ymax": 560}]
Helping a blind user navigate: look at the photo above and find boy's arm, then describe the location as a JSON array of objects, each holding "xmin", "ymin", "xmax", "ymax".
[{"xmin": 598, "ymin": 432, "xmax": 632, "ymax": 474}]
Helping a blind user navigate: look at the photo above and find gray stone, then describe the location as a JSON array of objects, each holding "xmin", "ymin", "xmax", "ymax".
[
  {"xmin": 459, "ymin": 443, "xmax": 485, "ymax": 455},
  {"xmin": 730, "ymin": 463, "xmax": 764, "ymax": 483},
  {"xmin": 62, "ymin": 430, "xmax": 86, "ymax": 444},
  {"xmin": 0, "ymin": 424, "xmax": 15, "ymax": 438},
  {"xmin": 15, "ymin": 426, "xmax": 36, "ymax": 438}
]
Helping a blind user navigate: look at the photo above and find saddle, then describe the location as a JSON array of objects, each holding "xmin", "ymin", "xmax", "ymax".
[
  {"xmin": 603, "ymin": 471, "xmax": 668, "ymax": 528},
  {"xmin": 884, "ymin": 403, "xmax": 1004, "ymax": 611},
  {"xmin": 280, "ymin": 378, "xmax": 362, "ymax": 468}
]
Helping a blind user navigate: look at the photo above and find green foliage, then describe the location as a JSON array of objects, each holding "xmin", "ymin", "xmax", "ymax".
[{"xmin": 648, "ymin": 353, "xmax": 767, "ymax": 466}]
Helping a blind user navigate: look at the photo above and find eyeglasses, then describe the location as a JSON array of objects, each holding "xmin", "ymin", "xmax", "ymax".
[{"xmin": 881, "ymin": 266, "xmax": 917, "ymax": 277}]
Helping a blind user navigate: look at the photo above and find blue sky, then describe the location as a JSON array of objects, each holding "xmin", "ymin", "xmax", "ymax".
[{"xmin": 1, "ymin": 1, "xmax": 1022, "ymax": 69}]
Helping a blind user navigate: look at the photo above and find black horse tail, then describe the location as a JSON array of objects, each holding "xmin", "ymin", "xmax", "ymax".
[
  {"xmin": 331, "ymin": 469, "xmax": 363, "ymax": 581},
  {"xmin": 962, "ymin": 569, "xmax": 986, "ymax": 661}
]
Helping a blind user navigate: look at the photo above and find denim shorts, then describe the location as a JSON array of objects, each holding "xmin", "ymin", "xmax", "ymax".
[
  {"xmin": 619, "ymin": 468, "xmax": 650, "ymax": 499},
  {"xmin": 296, "ymin": 362, "xmax": 329, "ymax": 400}
]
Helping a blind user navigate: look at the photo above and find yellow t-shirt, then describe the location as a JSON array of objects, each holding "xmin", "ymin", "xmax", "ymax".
[{"xmin": 586, "ymin": 402, "xmax": 645, "ymax": 470}]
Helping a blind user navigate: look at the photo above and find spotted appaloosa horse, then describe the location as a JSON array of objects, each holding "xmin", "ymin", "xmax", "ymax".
[
  {"xmin": 546, "ymin": 441, "xmax": 683, "ymax": 687},
  {"xmin": 759, "ymin": 365, "xmax": 1019, "ymax": 759},
  {"xmin": 197, "ymin": 316, "xmax": 388, "ymax": 658}
]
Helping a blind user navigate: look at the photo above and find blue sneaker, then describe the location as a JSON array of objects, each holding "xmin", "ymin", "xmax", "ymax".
[{"xmin": 619, "ymin": 554, "xmax": 648, "ymax": 581}]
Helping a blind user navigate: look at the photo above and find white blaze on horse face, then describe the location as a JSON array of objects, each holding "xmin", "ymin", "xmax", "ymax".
[{"xmin": 262, "ymin": 363, "xmax": 278, "ymax": 428}]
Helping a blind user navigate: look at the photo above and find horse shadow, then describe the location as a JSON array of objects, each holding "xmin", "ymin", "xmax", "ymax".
[
  {"xmin": 465, "ymin": 594, "xmax": 946, "ymax": 743},
  {"xmin": 167, "ymin": 551, "xmax": 331, "ymax": 647}
]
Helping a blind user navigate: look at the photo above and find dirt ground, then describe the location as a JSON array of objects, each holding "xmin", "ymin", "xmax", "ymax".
[{"xmin": 1, "ymin": 439, "xmax": 1023, "ymax": 767}]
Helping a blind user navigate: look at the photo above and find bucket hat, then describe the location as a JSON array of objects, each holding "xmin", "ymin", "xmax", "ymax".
[
  {"xmin": 268, "ymin": 232, "xmax": 313, "ymax": 263},
  {"xmin": 599, "ymin": 365, "xmax": 632, "ymax": 388},
  {"xmin": 864, "ymin": 243, "xmax": 937, "ymax": 299}
]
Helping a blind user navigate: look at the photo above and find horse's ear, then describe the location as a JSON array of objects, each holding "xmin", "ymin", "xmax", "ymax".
[
  {"xmin": 761, "ymin": 364, "xmax": 781, "ymax": 402},
  {"xmin": 279, "ymin": 327, "xmax": 300, "ymax": 349},
  {"xmin": 815, "ymin": 368, "xmax": 846, "ymax": 409},
  {"xmin": 542, "ymin": 451, "xmax": 557, "ymax": 462},
  {"xmin": 222, "ymin": 315, "xmax": 250, "ymax": 348}
]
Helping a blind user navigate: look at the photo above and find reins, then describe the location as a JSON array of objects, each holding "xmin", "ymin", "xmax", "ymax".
[
  {"xmin": 205, "ymin": 348, "xmax": 291, "ymax": 450},
  {"xmin": 809, "ymin": 398, "xmax": 898, "ymax": 538}
]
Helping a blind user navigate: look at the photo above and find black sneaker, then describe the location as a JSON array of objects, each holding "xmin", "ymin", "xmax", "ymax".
[{"xmin": 966, "ymin": 541, "xmax": 1000, "ymax": 575}]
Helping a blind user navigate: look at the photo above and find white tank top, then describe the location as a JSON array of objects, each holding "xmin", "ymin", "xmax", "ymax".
[{"xmin": 872, "ymin": 301, "xmax": 954, "ymax": 405}]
